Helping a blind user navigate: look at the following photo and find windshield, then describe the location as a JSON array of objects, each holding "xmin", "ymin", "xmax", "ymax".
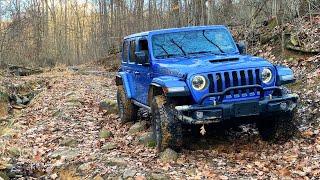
[{"xmin": 152, "ymin": 28, "xmax": 237, "ymax": 59}]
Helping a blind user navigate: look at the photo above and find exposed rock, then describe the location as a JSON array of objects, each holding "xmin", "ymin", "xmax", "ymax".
[
  {"xmin": 78, "ymin": 162, "xmax": 92, "ymax": 172},
  {"xmin": 105, "ymin": 174, "xmax": 123, "ymax": 180},
  {"xmin": 123, "ymin": 169, "xmax": 137, "ymax": 179},
  {"xmin": 60, "ymin": 138, "xmax": 78, "ymax": 147},
  {"xmin": 148, "ymin": 173, "xmax": 170, "ymax": 180},
  {"xmin": 160, "ymin": 148, "xmax": 178, "ymax": 163},
  {"xmin": 7, "ymin": 147, "xmax": 21, "ymax": 157},
  {"xmin": 102, "ymin": 142, "xmax": 117, "ymax": 151},
  {"xmin": 52, "ymin": 109, "xmax": 63, "ymax": 118},
  {"xmin": 66, "ymin": 96, "xmax": 83, "ymax": 107},
  {"xmin": 128, "ymin": 121, "xmax": 147, "ymax": 135},
  {"xmin": 21, "ymin": 96, "xmax": 30, "ymax": 104},
  {"xmin": 15, "ymin": 96, "xmax": 23, "ymax": 105},
  {"xmin": 68, "ymin": 66, "xmax": 79, "ymax": 72},
  {"xmin": 99, "ymin": 100, "xmax": 118, "ymax": 115},
  {"xmin": 64, "ymin": 91, "xmax": 76, "ymax": 97},
  {"xmin": 138, "ymin": 132, "xmax": 156, "ymax": 147},
  {"xmin": 106, "ymin": 158, "xmax": 127, "ymax": 167},
  {"xmin": 99, "ymin": 129, "xmax": 113, "ymax": 139},
  {"xmin": 50, "ymin": 148, "xmax": 79, "ymax": 160}
]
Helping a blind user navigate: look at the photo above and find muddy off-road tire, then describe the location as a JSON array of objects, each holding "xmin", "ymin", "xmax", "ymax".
[
  {"xmin": 257, "ymin": 111, "xmax": 298, "ymax": 142},
  {"xmin": 117, "ymin": 85, "xmax": 138, "ymax": 123},
  {"xmin": 151, "ymin": 95, "xmax": 183, "ymax": 152}
]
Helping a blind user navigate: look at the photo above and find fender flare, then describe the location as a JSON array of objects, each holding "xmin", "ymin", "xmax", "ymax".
[
  {"xmin": 148, "ymin": 76, "xmax": 190, "ymax": 104},
  {"xmin": 151, "ymin": 76, "xmax": 188, "ymax": 88},
  {"xmin": 275, "ymin": 66, "xmax": 295, "ymax": 86},
  {"xmin": 116, "ymin": 72, "xmax": 133, "ymax": 99}
]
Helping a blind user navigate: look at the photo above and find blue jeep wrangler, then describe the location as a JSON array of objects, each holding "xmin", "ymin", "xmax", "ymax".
[{"xmin": 116, "ymin": 25, "xmax": 298, "ymax": 152}]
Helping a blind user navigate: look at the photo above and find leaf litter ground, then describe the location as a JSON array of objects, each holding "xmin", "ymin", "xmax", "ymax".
[{"xmin": 0, "ymin": 57, "xmax": 319, "ymax": 179}]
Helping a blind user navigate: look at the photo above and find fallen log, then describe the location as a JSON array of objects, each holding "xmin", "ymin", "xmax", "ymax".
[
  {"xmin": 286, "ymin": 44, "xmax": 320, "ymax": 53},
  {"xmin": 8, "ymin": 64, "xmax": 43, "ymax": 76}
]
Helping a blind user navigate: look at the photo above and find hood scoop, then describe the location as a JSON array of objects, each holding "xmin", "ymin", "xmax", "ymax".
[{"xmin": 209, "ymin": 58, "xmax": 239, "ymax": 63}]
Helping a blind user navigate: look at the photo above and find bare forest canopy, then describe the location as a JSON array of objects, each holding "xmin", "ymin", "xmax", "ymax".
[{"xmin": 0, "ymin": 0, "xmax": 319, "ymax": 67}]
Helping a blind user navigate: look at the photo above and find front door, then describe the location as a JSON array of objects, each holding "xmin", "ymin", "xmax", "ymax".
[{"xmin": 134, "ymin": 37, "xmax": 152, "ymax": 104}]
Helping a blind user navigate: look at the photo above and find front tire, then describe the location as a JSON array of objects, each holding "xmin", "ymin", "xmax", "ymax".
[
  {"xmin": 117, "ymin": 85, "xmax": 138, "ymax": 123},
  {"xmin": 151, "ymin": 95, "xmax": 183, "ymax": 152},
  {"xmin": 257, "ymin": 111, "xmax": 297, "ymax": 142}
]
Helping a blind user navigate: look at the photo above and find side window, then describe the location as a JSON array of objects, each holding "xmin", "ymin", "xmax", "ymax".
[
  {"xmin": 129, "ymin": 40, "xmax": 136, "ymax": 63},
  {"xmin": 122, "ymin": 40, "xmax": 129, "ymax": 62}
]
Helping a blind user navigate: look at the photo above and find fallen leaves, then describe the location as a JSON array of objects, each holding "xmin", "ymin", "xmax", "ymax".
[{"xmin": 0, "ymin": 46, "xmax": 319, "ymax": 180}]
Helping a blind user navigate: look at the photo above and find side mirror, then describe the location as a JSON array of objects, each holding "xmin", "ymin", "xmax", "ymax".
[
  {"xmin": 237, "ymin": 41, "xmax": 247, "ymax": 54},
  {"xmin": 135, "ymin": 51, "xmax": 149, "ymax": 66}
]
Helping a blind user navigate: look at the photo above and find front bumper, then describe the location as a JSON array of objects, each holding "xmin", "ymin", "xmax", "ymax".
[{"xmin": 174, "ymin": 85, "xmax": 299, "ymax": 124}]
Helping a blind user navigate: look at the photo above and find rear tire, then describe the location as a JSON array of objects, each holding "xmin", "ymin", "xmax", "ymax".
[
  {"xmin": 151, "ymin": 95, "xmax": 183, "ymax": 152},
  {"xmin": 116, "ymin": 85, "xmax": 138, "ymax": 123},
  {"xmin": 257, "ymin": 111, "xmax": 297, "ymax": 142}
]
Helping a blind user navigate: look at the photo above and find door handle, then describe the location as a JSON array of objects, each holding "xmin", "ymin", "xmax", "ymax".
[{"xmin": 134, "ymin": 71, "xmax": 140, "ymax": 75}]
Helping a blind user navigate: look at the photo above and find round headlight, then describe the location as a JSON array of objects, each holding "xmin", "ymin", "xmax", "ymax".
[
  {"xmin": 192, "ymin": 75, "xmax": 207, "ymax": 91},
  {"xmin": 261, "ymin": 68, "xmax": 273, "ymax": 84}
]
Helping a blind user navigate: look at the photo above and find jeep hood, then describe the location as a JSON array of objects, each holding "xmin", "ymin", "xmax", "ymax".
[{"xmin": 153, "ymin": 55, "xmax": 274, "ymax": 78}]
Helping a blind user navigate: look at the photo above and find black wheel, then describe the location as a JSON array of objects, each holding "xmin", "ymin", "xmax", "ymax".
[
  {"xmin": 151, "ymin": 95, "xmax": 183, "ymax": 152},
  {"xmin": 257, "ymin": 111, "xmax": 298, "ymax": 142},
  {"xmin": 116, "ymin": 85, "xmax": 138, "ymax": 123}
]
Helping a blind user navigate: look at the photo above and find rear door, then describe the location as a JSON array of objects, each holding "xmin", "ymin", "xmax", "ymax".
[{"xmin": 122, "ymin": 38, "xmax": 138, "ymax": 99}]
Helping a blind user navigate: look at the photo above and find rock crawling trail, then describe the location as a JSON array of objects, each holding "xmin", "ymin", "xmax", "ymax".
[{"xmin": 1, "ymin": 62, "xmax": 320, "ymax": 179}]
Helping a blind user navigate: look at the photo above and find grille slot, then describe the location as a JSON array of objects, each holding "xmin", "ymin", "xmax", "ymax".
[
  {"xmin": 208, "ymin": 74, "xmax": 214, "ymax": 93},
  {"xmin": 207, "ymin": 69, "xmax": 261, "ymax": 100}
]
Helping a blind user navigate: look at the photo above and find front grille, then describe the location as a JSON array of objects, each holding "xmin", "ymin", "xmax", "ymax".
[{"xmin": 207, "ymin": 69, "xmax": 261, "ymax": 98}]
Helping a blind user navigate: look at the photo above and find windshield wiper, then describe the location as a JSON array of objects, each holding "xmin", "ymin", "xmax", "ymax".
[
  {"xmin": 155, "ymin": 43, "xmax": 170, "ymax": 56},
  {"xmin": 202, "ymin": 30, "xmax": 225, "ymax": 53},
  {"xmin": 170, "ymin": 39, "xmax": 187, "ymax": 56}
]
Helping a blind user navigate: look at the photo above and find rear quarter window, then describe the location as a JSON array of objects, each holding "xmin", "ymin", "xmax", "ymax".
[
  {"xmin": 129, "ymin": 40, "xmax": 136, "ymax": 63},
  {"xmin": 122, "ymin": 41, "xmax": 129, "ymax": 62}
]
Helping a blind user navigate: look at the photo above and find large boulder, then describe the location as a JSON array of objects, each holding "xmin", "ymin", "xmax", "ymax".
[
  {"xmin": 99, "ymin": 100, "xmax": 118, "ymax": 115},
  {"xmin": 60, "ymin": 138, "xmax": 78, "ymax": 147},
  {"xmin": 122, "ymin": 169, "xmax": 137, "ymax": 179},
  {"xmin": 148, "ymin": 172, "xmax": 170, "ymax": 180},
  {"xmin": 99, "ymin": 129, "xmax": 113, "ymax": 139},
  {"xmin": 160, "ymin": 148, "xmax": 178, "ymax": 163},
  {"xmin": 49, "ymin": 148, "xmax": 80, "ymax": 160},
  {"xmin": 101, "ymin": 142, "xmax": 117, "ymax": 152},
  {"xmin": 105, "ymin": 157, "xmax": 127, "ymax": 167},
  {"xmin": 138, "ymin": 132, "xmax": 156, "ymax": 147},
  {"xmin": 128, "ymin": 121, "xmax": 147, "ymax": 135}
]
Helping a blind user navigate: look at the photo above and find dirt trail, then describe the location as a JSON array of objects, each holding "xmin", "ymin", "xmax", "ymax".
[{"xmin": 0, "ymin": 64, "xmax": 320, "ymax": 179}]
